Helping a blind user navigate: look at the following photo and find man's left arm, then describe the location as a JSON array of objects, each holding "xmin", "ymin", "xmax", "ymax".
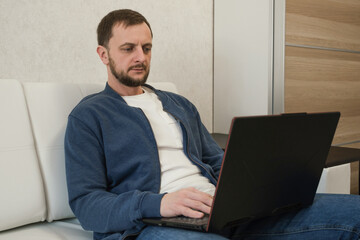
[{"xmin": 198, "ymin": 120, "xmax": 224, "ymax": 178}]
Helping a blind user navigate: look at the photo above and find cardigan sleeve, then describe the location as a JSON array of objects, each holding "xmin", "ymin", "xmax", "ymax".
[{"xmin": 194, "ymin": 110, "xmax": 224, "ymax": 179}]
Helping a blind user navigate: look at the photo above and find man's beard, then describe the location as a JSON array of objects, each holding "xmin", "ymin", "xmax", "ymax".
[{"xmin": 109, "ymin": 57, "xmax": 150, "ymax": 87}]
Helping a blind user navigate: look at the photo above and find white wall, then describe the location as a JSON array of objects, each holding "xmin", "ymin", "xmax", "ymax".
[
  {"xmin": 214, "ymin": 0, "xmax": 274, "ymax": 133},
  {"xmin": 0, "ymin": 0, "xmax": 276, "ymax": 133},
  {"xmin": 0, "ymin": 0, "xmax": 214, "ymax": 130}
]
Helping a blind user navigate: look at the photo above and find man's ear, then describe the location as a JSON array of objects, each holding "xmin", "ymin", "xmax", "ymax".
[{"xmin": 97, "ymin": 45, "xmax": 109, "ymax": 65}]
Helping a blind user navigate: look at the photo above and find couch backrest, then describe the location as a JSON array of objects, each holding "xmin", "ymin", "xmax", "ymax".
[
  {"xmin": 0, "ymin": 80, "xmax": 178, "ymax": 231},
  {"xmin": 23, "ymin": 82, "xmax": 105, "ymax": 221},
  {"xmin": 22, "ymin": 81, "xmax": 178, "ymax": 222},
  {"xmin": 0, "ymin": 79, "xmax": 46, "ymax": 231}
]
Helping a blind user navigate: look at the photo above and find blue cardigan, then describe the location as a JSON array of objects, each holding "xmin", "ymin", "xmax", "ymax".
[{"xmin": 65, "ymin": 83, "xmax": 224, "ymax": 240}]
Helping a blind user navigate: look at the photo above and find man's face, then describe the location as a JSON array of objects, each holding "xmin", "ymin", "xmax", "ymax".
[{"xmin": 107, "ymin": 22, "xmax": 152, "ymax": 87}]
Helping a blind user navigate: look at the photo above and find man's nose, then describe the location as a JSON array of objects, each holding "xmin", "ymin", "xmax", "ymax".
[{"xmin": 134, "ymin": 47, "xmax": 146, "ymax": 62}]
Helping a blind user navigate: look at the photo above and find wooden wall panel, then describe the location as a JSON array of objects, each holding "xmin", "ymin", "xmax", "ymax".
[
  {"xmin": 285, "ymin": 46, "xmax": 360, "ymax": 144},
  {"xmin": 286, "ymin": 0, "xmax": 360, "ymax": 51},
  {"xmin": 285, "ymin": 0, "xmax": 360, "ymax": 195}
]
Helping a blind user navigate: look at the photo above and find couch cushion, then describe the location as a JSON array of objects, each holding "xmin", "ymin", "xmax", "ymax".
[
  {"xmin": 317, "ymin": 164, "xmax": 350, "ymax": 194},
  {"xmin": 22, "ymin": 82, "xmax": 104, "ymax": 222},
  {"xmin": 0, "ymin": 219, "xmax": 92, "ymax": 240},
  {"xmin": 0, "ymin": 79, "xmax": 46, "ymax": 231}
]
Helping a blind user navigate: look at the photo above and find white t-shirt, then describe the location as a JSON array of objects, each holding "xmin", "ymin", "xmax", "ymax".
[{"xmin": 123, "ymin": 87, "xmax": 215, "ymax": 195}]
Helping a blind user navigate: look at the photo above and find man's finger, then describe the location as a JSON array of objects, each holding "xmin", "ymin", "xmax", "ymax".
[
  {"xmin": 183, "ymin": 198, "xmax": 212, "ymax": 215},
  {"xmin": 181, "ymin": 206, "xmax": 205, "ymax": 218},
  {"xmin": 185, "ymin": 188, "xmax": 213, "ymax": 207}
]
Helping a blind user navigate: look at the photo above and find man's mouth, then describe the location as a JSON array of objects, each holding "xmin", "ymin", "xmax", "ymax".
[{"xmin": 129, "ymin": 64, "xmax": 146, "ymax": 72}]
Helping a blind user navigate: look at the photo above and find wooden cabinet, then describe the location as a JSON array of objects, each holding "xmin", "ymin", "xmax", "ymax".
[
  {"xmin": 285, "ymin": 46, "xmax": 360, "ymax": 144},
  {"xmin": 284, "ymin": 0, "xmax": 360, "ymax": 193},
  {"xmin": 286, "ymin": 0, "xmax": 360, "ymax": 52},
  {"xmin": 285, "ymin": 0, "xmax": 360, "ymax": 145}
]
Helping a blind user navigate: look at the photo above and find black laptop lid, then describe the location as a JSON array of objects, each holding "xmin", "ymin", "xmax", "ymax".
[{"xmin": 208, "ymin": 112, "xmax": 340, "ymax": 233}]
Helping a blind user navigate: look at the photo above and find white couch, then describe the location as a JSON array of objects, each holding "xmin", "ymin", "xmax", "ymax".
[{"xmin": 0, "ymin": 79, "xmax": 350, "ymax": 239}]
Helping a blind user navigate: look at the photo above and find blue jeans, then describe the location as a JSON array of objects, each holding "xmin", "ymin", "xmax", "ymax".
[{"xmin": 136, "ymin": 194, "xmax": 360, "ymax": 240}]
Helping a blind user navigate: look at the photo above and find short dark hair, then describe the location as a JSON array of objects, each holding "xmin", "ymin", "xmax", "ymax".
[{"xmin": 97, "ymin": 9, "xmax": 153, "ymax": 48}]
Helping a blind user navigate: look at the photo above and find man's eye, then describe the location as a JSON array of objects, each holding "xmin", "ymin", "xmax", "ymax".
[
  {"xmin": 143, "ymin": 47, "xmax": 152, "ymax": 54},
  {"xmin": 122, "ymin": 47, "xmax": 134, "ymax": 52}
]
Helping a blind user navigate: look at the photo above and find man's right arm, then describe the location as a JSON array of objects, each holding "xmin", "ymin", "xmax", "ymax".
[{"xmin": 64, "ymin": 116, "xmax": 164, "ymax": 233}]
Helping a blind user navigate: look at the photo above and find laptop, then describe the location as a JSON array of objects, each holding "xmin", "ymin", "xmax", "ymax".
[{"xmin": 143, "ymin": 112, "xmax": 340, "ymax": 234}]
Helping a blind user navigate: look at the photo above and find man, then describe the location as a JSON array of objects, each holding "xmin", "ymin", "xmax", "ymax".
[{"xmin": 65, "ymin": 9, "xmax": 360, "ymax": 240}]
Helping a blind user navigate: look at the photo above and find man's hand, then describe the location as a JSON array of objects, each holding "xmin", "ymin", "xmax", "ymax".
[{"xmin": 160, "ymin": 187, "xmax": 213, "ymax": 218}]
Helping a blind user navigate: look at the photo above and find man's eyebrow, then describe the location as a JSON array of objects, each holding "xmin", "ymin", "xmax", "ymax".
[
  {"xmin": 119, "ymin": 42, "xmax": 136, "ymax": 48},
  {"xmin": 119, "ymin": 42, "xmax": 152, "ymax": 48}
]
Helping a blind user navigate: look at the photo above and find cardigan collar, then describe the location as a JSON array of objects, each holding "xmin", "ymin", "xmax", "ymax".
[{"xmin": 102, "ymin": 82, "xmax": 172, "ymax": 107}]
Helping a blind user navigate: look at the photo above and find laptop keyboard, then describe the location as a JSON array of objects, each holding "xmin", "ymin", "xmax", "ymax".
[{"xmin": 165, "ymin": 215, "xmax": 209, "ymax": 225}]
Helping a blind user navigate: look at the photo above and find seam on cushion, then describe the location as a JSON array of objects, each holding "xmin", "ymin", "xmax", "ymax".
[
  {"xmin": 0, "ymin": 144, "xmax": 36, "ymax": 153},
  {"xmin": 36, "ymin": 145, "xmax": 64, "ymax": 151}
]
